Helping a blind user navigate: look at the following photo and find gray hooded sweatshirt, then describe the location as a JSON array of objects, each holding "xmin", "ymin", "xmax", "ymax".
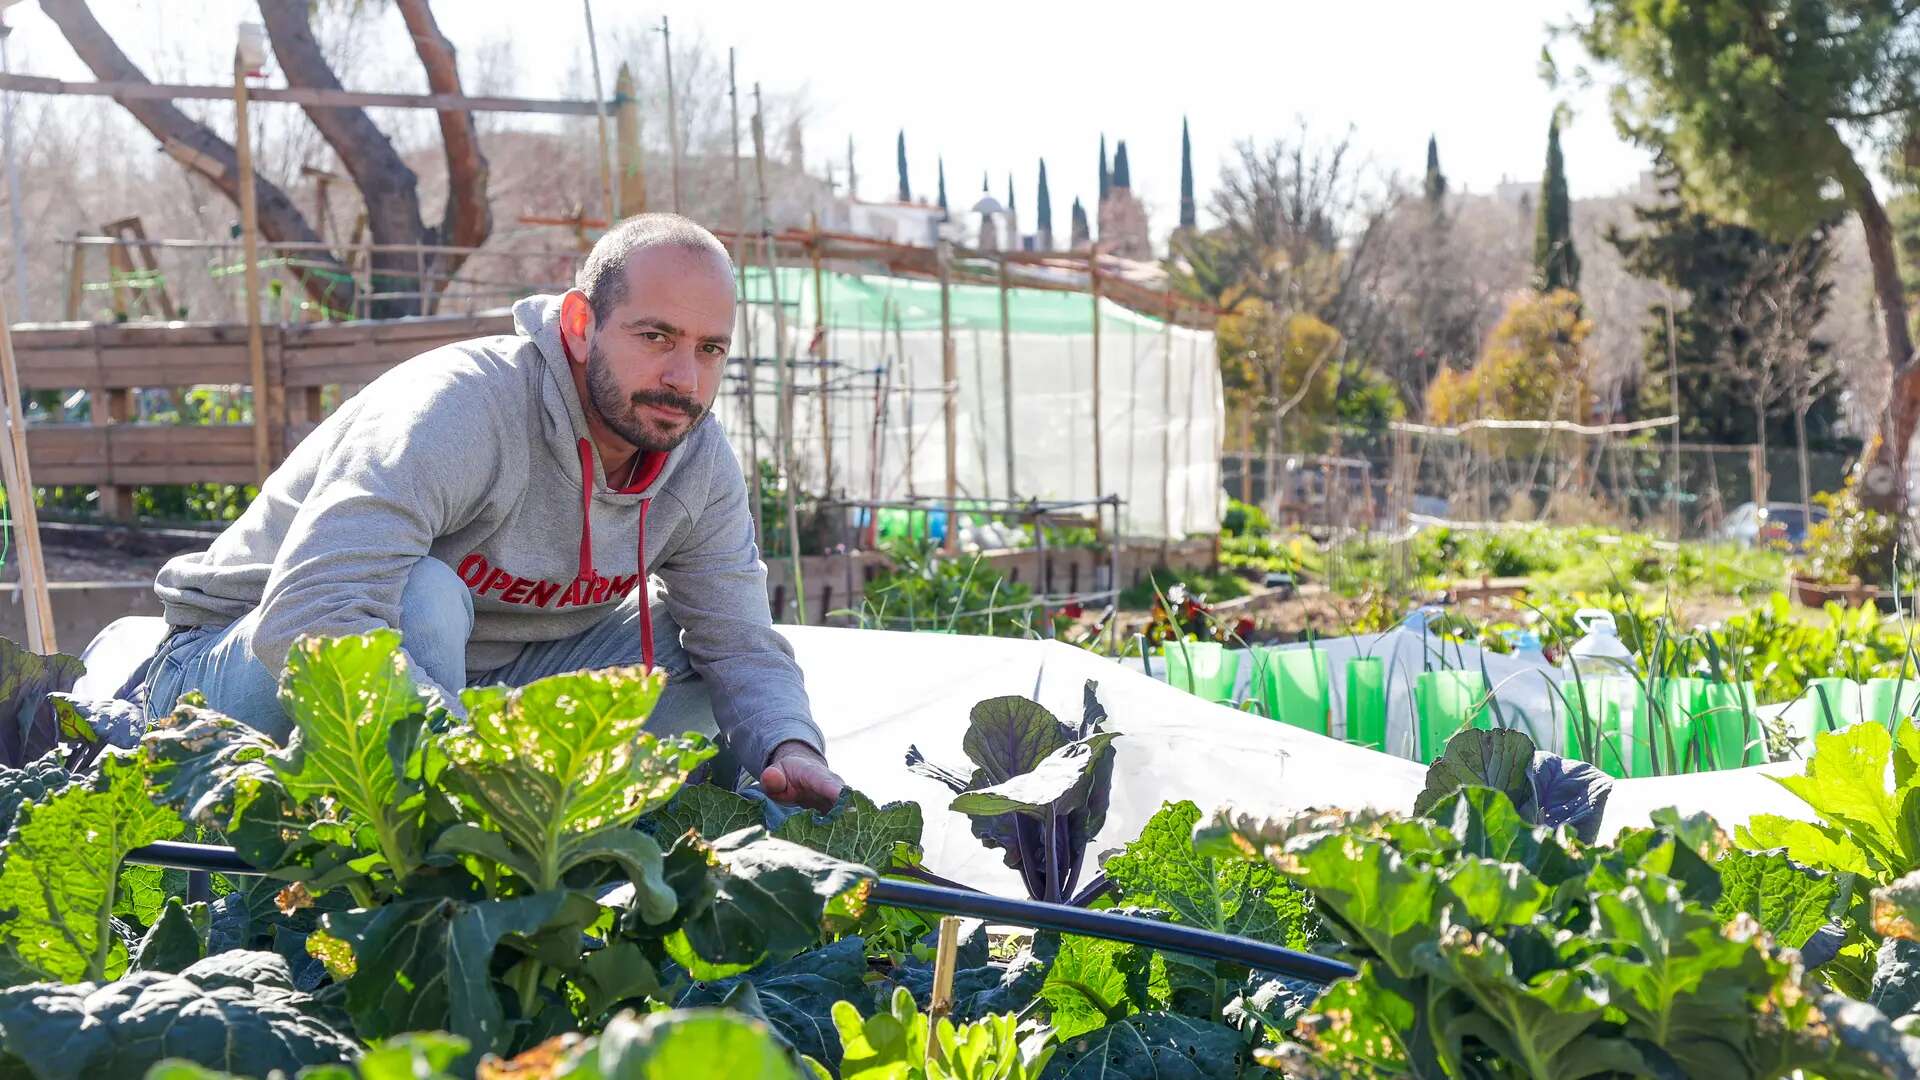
[{"xmin": 153, "ymin": 294, "xmax": 821, "ymax": 773}]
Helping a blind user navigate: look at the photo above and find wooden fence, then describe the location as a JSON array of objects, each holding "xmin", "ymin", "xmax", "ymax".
[{"xmin": 9, "ymin": 312, "xmax": 510, "ymax": 515}]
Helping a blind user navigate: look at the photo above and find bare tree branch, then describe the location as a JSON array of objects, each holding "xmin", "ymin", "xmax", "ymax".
[
  {"xmin": 38, "ymin": 0, "xmax": 349, "ymax": 310},
  {"xmin": 258, "ymin": 0, "xmax": 427, "ymax": 315},
  {"xmin": 395, "ymin": 0, "xmax": 491, "ymax": 265}
]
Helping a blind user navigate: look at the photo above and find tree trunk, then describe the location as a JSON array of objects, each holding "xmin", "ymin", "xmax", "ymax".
[
  {"xmin": 1754, "ymin": 401, "xmax": 1770, "ymax": 511},
  {"xmin": 1832, "ymin": 137, "xmax": 1917, "ymax": 508},
  {"xmin": 39, "ymin": 0, "xmax": 351, "ymax": 313},
  {"xmin": 394, "ymin": 0, "xmax": 491, "ymax": 292},
  {"xmin": 257, "ymin": 1, "xmax": 426, "ymax": 319},
  {"xmin": 1795, "ymin": 405, "xmax": 1813, "ymax": 527}
]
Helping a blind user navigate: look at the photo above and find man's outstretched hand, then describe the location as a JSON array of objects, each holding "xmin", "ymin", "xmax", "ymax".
[{"xmin": 761, "ymin": 740, "xmax": 845, "ymax": 812}]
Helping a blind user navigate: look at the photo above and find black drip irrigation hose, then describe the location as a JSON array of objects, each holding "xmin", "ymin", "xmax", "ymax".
[{"xmin": 127, "ymin": 841, "xmax": 1358, "ymax": 985}]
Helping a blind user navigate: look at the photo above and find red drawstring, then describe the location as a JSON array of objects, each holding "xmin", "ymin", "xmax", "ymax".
[{"xmin": 577, "ymin": 436, "xmax": 655, "ymax": 673}]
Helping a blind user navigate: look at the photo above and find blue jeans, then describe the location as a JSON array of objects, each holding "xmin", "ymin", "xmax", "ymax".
[{"xmin": 142, "ymin": 557, "xmax": 720, "ymax": 757}]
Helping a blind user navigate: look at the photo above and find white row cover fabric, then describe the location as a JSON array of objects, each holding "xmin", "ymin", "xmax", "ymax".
[
  {"xmin": 786, "ymin": 627, "xmax": 1815, "ymax": 897},
  {"xmin": 713, "ymin": 269, "xmax": 1225, "ymax": 539}
]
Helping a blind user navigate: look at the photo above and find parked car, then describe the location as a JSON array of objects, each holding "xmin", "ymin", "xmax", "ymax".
[{"xmin": 1720, "ymin": 501, "xmax": 1827, "ymax": 549}]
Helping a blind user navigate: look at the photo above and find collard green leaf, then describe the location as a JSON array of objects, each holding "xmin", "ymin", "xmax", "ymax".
[
  {"xmin": 949, "ymin": 733, "xmax": 1121, "ymax": 820},
  {"xmin": 773, "ymin": 788, "xmax": 924, "ymax": 869},
  {"xmin": 1037, "ymin": 935, "xmax": 1166, "ymax": 1040},
  {"xmin": 1042, "ymin": 1012, "xmax": 1251, "ymax": 1079},
  {"xmin": 440, "ymin": 666, "xmax": 713, "ymax": 892},
  {"xmin": 142, "ymin": 704, "xmax": 279, "ymax": 827},
  {"xmin": 321, "ymin": 890, "xmax": 600, "ymax": 1054},
  {"xmin": 0, "ymin": 637, "xmax": 85, "ymax": 769},
  {"xmin": 0, "ymin": 950, "xmax": 357, "ymax": 1079},
  {"xmin": 677, "ymin": 936, "xmax": 869, "ymax": 1067},
  {"xmin": 964, "ymin": 696, "xmax": 1073, "ymax": 784},
  {"xmin": 0, "ymin": 751, "xmax": 184, "ymax": 982},
  {"xmin": 879, "ymin": 923, "xmax": 1051, "ymax": 1024},
  {"xmin": 1871, "ymin": 937, "xmax": 1920, "ymax": 1020},
  {"xmin": 1413, "ymin": 728, "xmax": 1536, "ymax": 820},
  {"xmin": 1271, "ymin": 832, "xmax": 1437, "ymax": 979},
  {"xmin": 131, "ymin": 896, "xmax": 209, "ymax": 974},
  {"xmin": 1736, "ymin": 813, "xmax": 1875, "ymax": 877},
  {"xmin": 1267, "ymin": 965, "xmax": 1415, "ymax": 1077},
  {"xmin": 662, "ymin": 829, "xmax": 875, "ymax": 981},
  {"xmin": 646, "ymin": 783, "xmax": 766, "ymax": 845},
  {"xmin": 1716, "ymin": 848, "xmax": 1843, "ymax": 951},
  {"xmin": 0, "ymin": 748, "xmax": 69, "ymax": 838},
  {"xmin": 1103, "ymin": 800, "xmax": 1314, "ymax": 949},
  {"xmin": 1416, "ymin": 924, "xmax": 1615, "ymax": 1077},
  {"xmin": 49, "ymin": 693, "xmax": 144, "ymax": 759},
  {"xmin": 274, "ymin": 631, "xmax": 430, "ymax": 885},
  {"xmin": 494, "ymin": 1007, "xmax": 809, "ymax": 1079}
]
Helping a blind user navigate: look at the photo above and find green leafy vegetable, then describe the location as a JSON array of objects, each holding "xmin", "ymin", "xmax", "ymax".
[
  {"xmin": 663, "ymin": 829, "xmax": 876, "ymax": 980},
  {"xmin": 0, "ymin": 637, "xmax": 85, "ymax": 768},
  {"xmin": 0, "ymin": 951, "xmax": 358, "ymax": 1079},
  {"xmin": 438, "ymin": 665, "xmax": 711, "ymax": 895},
  {"xmin": 837, "ymin": 986, "xmax": 1056, "ymax": 1080},
  {"xmin": 488, "ymin": 1007, "xmax": 813, "ymax": 1079},
  {"xmin": 0, "ymin": 751, "xmax": 183, "ymax": 982}
]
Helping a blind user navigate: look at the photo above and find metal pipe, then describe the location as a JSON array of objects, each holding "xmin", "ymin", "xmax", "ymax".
[
  {"xmin": 122, "ymin": 841, "xmax": 1356, "ymax": 985},
  {"xmin": 2, "ymin": 23, "xmax": 27, "ymax": 317}
]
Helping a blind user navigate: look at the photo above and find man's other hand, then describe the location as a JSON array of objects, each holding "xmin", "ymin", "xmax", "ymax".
[{"xmin": 761, "ymin": 740, "xmax": 844, "ymax": 812}]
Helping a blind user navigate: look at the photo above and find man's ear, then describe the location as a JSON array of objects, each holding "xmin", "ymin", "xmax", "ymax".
[{"xmin": 559, "ymin": 290, "xmax": 594, "ymax": 353}]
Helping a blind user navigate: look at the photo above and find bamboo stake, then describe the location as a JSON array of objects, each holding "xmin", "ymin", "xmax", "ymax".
[
  {"xmin": 728, "ymin": 50, "xmax": 759, "ymax": 547},
  {"xmin": 938, "ymin": 241, "xmax": 957, "ymax": 554},
  {"xmin": 898, "ymin": 301, "xmax": 915, "ymax": 499},
  {"xmin": 233, "ymin": 52, "xmax": 271, "ymax": 484},
  {"xmin": 999, "ymin": 255, "xmax": 1016, "ymax": 500},
  {"xmin": 926, "ymin": 916, "xmax": 962, "ymax": 1061},
  {"xmin": 752, "ymin": 86, "xmax": 805, "ymax": 622},
  {"xmin": 1161, "ymin": 290, "xmax": 1174, "ymax": 539},
  {"xmin": 661, "ymin": 16, "xmax": 682, "ymax": 214},
  {"xmin": 810, "ymin": 216, "xmax": 833, "ymax": 497},
  {"xmin": 0, "ymin": 295, "xmax": 55, "ymax": 653},
  {"xmin": 1089, "ymin": 252, "xmax": 1104, "ymax": 532},
  {"xmin": 581, "ymin": 0, "xmax": 616, "ymax": 222}
]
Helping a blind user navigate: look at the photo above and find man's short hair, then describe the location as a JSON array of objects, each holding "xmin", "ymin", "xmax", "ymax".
[{"xmin": 575, "ymin": 213, "xmax": 736, "ymax": 324}]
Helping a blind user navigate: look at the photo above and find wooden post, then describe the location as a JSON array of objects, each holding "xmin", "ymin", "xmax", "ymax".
[
  {"xmin": 0, "ymin": 296, "xmax": 56, "ymax": 653},
  {"xmin": 1089, "ymin": 252, "xmax": 1104, "ymax": 525},
  {"xmin": 727, "ymin": 50, "xmax": 759, "ymax": 546},
  {"xmin": 1239, "ymin": 408, "xmax": 1253, "ymax": 504},
  {"xmin": 64, "ymin": 237, "xmax": 85, "ymax": 321},
  {"xmin": 998, "ymin": 255, "xmax": 1016, "ymax": 500},
  {"xmin": 581, "ymin": 0, "xmax": 616, "ymax": 221},
  {"xmin": 614, "ymin": 63, "xmax": 646, "ymax": 216},
  {"xmin": 897, "ymin": 303, "xmax": 915, "ymax": 498},
  {"xmin": 233, "ymin": 54, "xmax": 272, "ymax": 486},
  {"xmin": 753, "ymin": 87, "xmax": 805, "ymax": 622},
  {"xmin": 938, "ymin": 241, "xmax": 957, "ymax": 553},
  {"xmin": 1161, "ymin": 290, "xmax": 1174, "ymax": 538},
  {"xmin": 926, "ymin": 916, "xmax": 962, "ymax": 1060},
  {"xmin": 810, "ymin": 217, "xmax": 833, "ymax": 497}
]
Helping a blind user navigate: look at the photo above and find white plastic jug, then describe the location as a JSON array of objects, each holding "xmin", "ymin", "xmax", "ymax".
[{"xmin": 1566, "ymin": 608, "xmax": 1641, "ymax": 769}]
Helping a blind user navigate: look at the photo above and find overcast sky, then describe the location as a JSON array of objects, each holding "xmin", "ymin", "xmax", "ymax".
[{"xmin": 2, "ymin": 0, "xmax": 1656, "ymax": 232}]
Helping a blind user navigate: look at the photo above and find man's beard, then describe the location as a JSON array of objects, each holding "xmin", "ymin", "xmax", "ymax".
[{"xmin": 585, "ymin": 340, "xmax": 709, "ymax": 453}]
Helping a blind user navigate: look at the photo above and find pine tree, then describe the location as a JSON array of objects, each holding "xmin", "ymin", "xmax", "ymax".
[
  {"xmin": 847, "ymin": 136, "xmax": 858, "ymax": 200},
  {"xmin": 1098, "ymin": 135, "xmax": 1110, "ymax": 204},
  {"xmin": 896, "ymin": 130, "xmax": 910, "ymax": 202},
  {"xmin": 1070, "ymin": 197, "xmax": 1091, "ymax": 250},
  {"xmin": 1036, "ymin": 159, "xmax": 1054, "ymax": 249},
  {"xmin": 1533, "ymin": 116, "xmax": 1580, "ymax": 292},
  {"xmin": 937, "ymin": 157, "xmax": 948, "ymax": 218},
  {"xmin": 1179, "ymin": 117, "xmax": 1196, "ymax": 231},
  {"xmin": 1423, "ymin": 135, "xmax": 1447, "ymax": 207},
  {"xmin": 1112, "ymin": 140, "xmax": 1132, "ymax": 190}
]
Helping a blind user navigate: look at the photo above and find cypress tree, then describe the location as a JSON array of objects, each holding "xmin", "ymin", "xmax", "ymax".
[
  {"xmin": 1098, "ymin": 135, "xmax": 1110, "ymax": 203},
  {"xmin": 1423, "ymin": 135, "xmax": 1447, "ymax": 207},
  {"xmin": 1179, "ymin": 117, "xmax": 1196, "ymax": 231},
  {"xmin": 1007, "ymin": 172, "xmax": 1016, "ymax": 214},
  {"xmin": 1037, "ymin": 159, "xmax": 1054, "ymax": 248},
  {"xmin": 1113, "ymin": 140, "xmax": 1132, "ymax": 190},
  {"xmin": 896, "ymin": 130, "xmax": 910, "ymax": 202},
  {"xmin": 1534, "ymin": 116, "xmax": 1580, "ymax": 292},
  {"xmin": 937, "ymin": 157, "xmax": 948, "ymax": 218},
  {"xmin": 1070, "ymin": 197, "xmax": 1091, "ymax": 249}
]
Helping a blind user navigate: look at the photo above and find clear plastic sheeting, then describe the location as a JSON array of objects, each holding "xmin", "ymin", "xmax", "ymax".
[
  {"xmin": 714, "ymin": 268, "xmax": 1224, "ymax": 539},
  {"xmin": 781, "ymin": 626, "xmax": 1813, "ymax": 895}
]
